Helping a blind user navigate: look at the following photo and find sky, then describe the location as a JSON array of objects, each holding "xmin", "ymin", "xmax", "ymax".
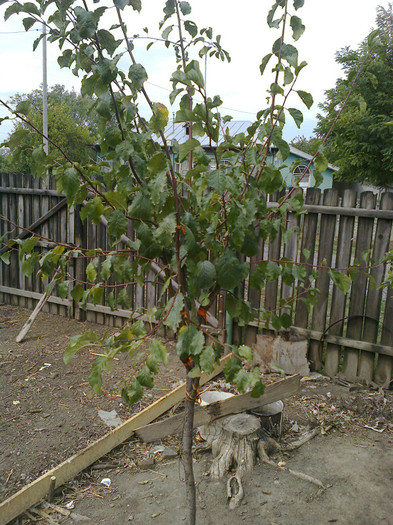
[{"xmin": 0, "ymin": 0, "xmax": 390, "ymax": 143}]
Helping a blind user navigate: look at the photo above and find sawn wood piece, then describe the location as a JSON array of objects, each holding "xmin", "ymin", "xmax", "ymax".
[{"xmin": 134, "ymin": 374, "xmax": 300, "ymax": 443}]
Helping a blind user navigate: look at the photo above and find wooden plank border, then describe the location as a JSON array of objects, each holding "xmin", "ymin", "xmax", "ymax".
[
  {"xmin": 267, "ymin": 201, "xmax": 393, "ymax": 219},
  {"xmin": 0, "ymin": 285, "xmax": 71, "ymax": 307},
  {"xmin": 0, "ymin": 354, "xmax": 232, "ymax": 525}
]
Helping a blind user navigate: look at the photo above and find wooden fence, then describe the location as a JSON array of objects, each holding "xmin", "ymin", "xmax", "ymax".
[{"xmin": 1, "ymin": 172, "xmax": 393, "ymax": 386}]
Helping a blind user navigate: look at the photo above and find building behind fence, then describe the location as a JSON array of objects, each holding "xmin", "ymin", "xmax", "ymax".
[{"xmin": 1, "ymin": 171, "xmax": 393, "ymax": 387}]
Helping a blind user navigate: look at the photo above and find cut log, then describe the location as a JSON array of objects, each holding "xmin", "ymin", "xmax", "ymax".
[{"xmin": 210, "ymin": 413, "xmax": 261, "ymax": 479}]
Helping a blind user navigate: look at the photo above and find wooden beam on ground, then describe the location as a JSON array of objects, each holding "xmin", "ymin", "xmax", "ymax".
[
  {"xmin": 0, "ymin": 354, "xmax": 231, "ymax": 525},
  {"xmin": 135, "ymin": 374, "xmax": 300, "ymax": 443}
]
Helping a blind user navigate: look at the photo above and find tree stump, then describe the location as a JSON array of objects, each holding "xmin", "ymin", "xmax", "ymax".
[{"xmin": 209, "ymin": 413, "xmax": 261, "ymax": 479}]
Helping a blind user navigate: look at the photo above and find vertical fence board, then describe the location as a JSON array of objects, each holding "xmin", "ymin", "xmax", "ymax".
[
  {"xmin": 324, "ymin": 189, "xmax": 357, "ymax": 377},
  {"xmin": 244, "ymin": 236, "xmax": 264, "ymax": 346},
  {"xmin": 8, "ymin": 174, "xmax": 19, "ymax": 306},
  {"xmin": 294, "ymin": 188, "xmax": 321, "ymax": 329},
  {"xmin": 1, "ymin": 174, "xmax": 10, "ymax": 300},
  {"xmin": 281, "ymin": 201, "xmax": 299, "ymax": 319},
  {"xmin": 309, "ymin": 189, "xmax": 339, "ymax": 370},
  {"xmin": 264, "ymin": 193, "xmax": 282, "ymax": 319},
  {"xmin": 342, "ymin": 192, "xmax": 377, "ymax": 380},
  {"xmin": 359, "ymin": 192, "xmax": 393, "ymax": 382},
  {"xmin": 376, "ymin": 286, "xmax": 393, "ymax": 386}
]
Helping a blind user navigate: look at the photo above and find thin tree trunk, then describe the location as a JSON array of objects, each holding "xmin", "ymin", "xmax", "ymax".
[{"xmin": 182, "ymin": 375, "xmax": 200, "ymax": 525}]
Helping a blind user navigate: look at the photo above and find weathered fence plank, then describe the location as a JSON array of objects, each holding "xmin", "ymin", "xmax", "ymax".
[
  {"xmin": 294, "ymin": 187, "xmax": 321, "ymax": 329},
  {"xmin": 342, "ymin": 192, "xmax": 376, "ymax": 381},
  {"xmin": 324, "ymin": 189, "xmax": 356, "ymax": 377},
  {"xmin": 359, "ymin": 192, "xmax": 393, "ymax": 382},
  {"xmin": 309, "ymin": 189, "xmax": 339, "ymax": 370}
]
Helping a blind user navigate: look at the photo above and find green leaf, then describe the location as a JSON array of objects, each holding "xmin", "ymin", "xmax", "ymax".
[
  {"xmin": 176, "ymin": 325, "xmax": 204, "ymax": 361},
  {"xmin": 154, "ymin": 213, "xmax": 177, "ymax": 246},
  {"xmin": 86, "ymin": 258, "xmax": 99, "ymax": 282},
  {"xmin": 200, "ymin": 346, "xmax": 216, "ymax": 373},
  {"xmin": 179, "ymin": 138, "xmax": 200, "ymax": 162},
  {"xmin": 314, "ymin": 151, "xmax": 328, "ymax": 172},
  {"xmin": 281, "ymin": 43, "xmax": 298, "ymax": 67},
  {"xmin": 164, "ymin": 292, "xmax": 184, "ymax": 332},
  {"xmin": 80, "ymin": 197, "xmax": 105, "ymax": 224},
  {"xmin": 223, "ymin": 356, "xmax": 242, "ymax": 382},
  {"xmin": 179, "ymin": 1, "xmax": 191, "ymax": 15},
  {"xmin": 329, "ymin": 269, "xmax": 351, "ymax": 294},
  {"xmin": 137, "ymin": 364, "xmax": 154, "ymax": 388},
  {"xmin": 71, "ymin": 284, "xmax": 84, "ymax": 302},
  {"xmin": 118, "ymin": 287, "xmax": 131, "ymax": 309},
  {"xmin": 15, "ymin": 100, "xmax": 31, "ymax": 115},
  {"xmin": 184, "ymin": 20, "xmax": 197, "ymax": 37},
  {"xmin": 21, "ymin": 254, "xmax": 37, "ymax": 276},
  {"xmin": 195, "ymin": 260, "xmax": 216, "ymax": 290},
  {"xmin": 147, "ymin": 152, "xmax": 168, "ymax": 175},
  {"xmin": 288, "ymin": 108, "xmax": 303, "ymax": 128},
  {"xmin": 150, "ymin": 339, "xmax": 169, "ymax": 365},
  {"xmin": 22, "ymin": 16, "xmax": 36, "ymax": 31},
  {"xmin": 57, "ymin": 168, "xmax": 80, "ymax": 204},
  {"xmin": 260, "ymin": 53, "xmax": 273, "ymax": 75},
  {"xmin": 64, "ymin": 330, "xmax": 98, "ymax": 364},
  {"xmin": 19, "ymin": 236, "xmax": 38, "ymax": 259},
  {"xmin": 122, "ymin": 379, "xmax": 144, "ymax": 404},
  {"xmin": 293, "ymin": 0, "xmax": 305, "ymax": 9},
  {"xmin": 238, "ymin": 345, "xmax": 253, "ymax": 362},
  {"xmin": 57, "ymin": 281, "xmax": 69, "ymax": 299},
  {"xmin": 215, "ymin": 251, "xmax": 249, "ymax": 290},
  {"xmin": 128, "ymin": 63, "xmax": 148, "ymax": 90},
  {"xmin": 251, "ymin": 380, "xmax": 265, "ymax": 398},
  {"xmin": 97, "ymin": 29, "xmax": 121, "ymax": 55},
  {"xmin": 290, "ymin": 15, "xmax": 305, "ymax": 41},
  {"xmin": 107, "ymin": 210, "xmax": 127, "ymax": 239},
  {"xmin": 233, "ymin": 368, "xmax": 249, "ymax": 393},
  {"xmin": 0, "ymin": 252, "xmax": 10, "ymax": 265},
  {"xmin": 89, "ymin": 285, "xmax": 104, "ymax": 305},
  {"xmin": 297, "ymin": 90, "xmax": 313, "ymax": 109}
]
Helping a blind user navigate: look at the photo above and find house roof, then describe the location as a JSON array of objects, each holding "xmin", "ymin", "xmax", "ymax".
[
  {"xmin": 161, "ymin": 121, "xmax": 338, "ymax": 172},
  {"xmin": 162, "ymin": 120, "xmax": 251, "ymax": 146}
]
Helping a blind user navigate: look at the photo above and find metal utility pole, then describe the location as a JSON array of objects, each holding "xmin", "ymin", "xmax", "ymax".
[{"xmin": 42, "ymin": 23, "xmax": 48, "ymax": 154}]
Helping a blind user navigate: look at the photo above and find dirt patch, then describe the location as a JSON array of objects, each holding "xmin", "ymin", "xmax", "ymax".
[
  {"xmin": 1, "ymin": 305, "xmax": 393, "ymax": 525},
  {"xmin": 0, "ymin": 305, "xmax": 185, "ymax": 504}
]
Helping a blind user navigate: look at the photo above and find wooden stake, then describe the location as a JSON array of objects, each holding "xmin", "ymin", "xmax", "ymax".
[{"xmin": 15, "ymin": 275, "xmax": 57, "ymax": 343}]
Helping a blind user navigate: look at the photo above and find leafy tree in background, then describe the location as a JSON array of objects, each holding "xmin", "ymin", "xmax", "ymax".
[
  {"xmin": 3, "ymin": 85, "xmax": 98, "ymax": 172},
  {"xmin": 315, "ymin": 4, "xmax": 393, "ymax": 187},
  {"xmin": 290, "ymin": 134, "xmax": 320, "ymax": 155},
  {"xmin": 0, "ymin": 1, "xmax": 338, "ymax": 523}
]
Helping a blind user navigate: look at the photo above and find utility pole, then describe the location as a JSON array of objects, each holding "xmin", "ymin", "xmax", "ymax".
[{"xmin": 42, "ymin": 23, "xmax": 48, "ymax": 154}]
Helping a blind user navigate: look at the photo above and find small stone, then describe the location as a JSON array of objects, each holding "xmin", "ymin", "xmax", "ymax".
[
  {"xmin": 162, "ymin": 447, "xmax": 178, "ymax": 459},
  {"xmin": 128, "ymin": 516, "xmax": 134, "ymax": 521},
  {"xmin": 138, "ymin": 458, "xmax": 156, "ymax": 470}
]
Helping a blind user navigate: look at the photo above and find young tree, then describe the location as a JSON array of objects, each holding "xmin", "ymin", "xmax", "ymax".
[
  {"xmin": 1, "ymin": 1, "xmax": 324, "ymax": 523},
  {"xmin": 3, "ymin": 85, "xmax": 98, "ymax": 172},
  {"xmin": 315, "ymin": 5, "xmax": 393, "ymax": 187}
]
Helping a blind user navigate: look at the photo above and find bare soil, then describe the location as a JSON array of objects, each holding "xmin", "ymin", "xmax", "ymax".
[{"xmin": 1, "ymin": 305, "xmax": 393, "ymax": 525}]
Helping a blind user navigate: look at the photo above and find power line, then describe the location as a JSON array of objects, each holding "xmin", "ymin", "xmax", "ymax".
[
  {"xmin": 146, "ymin": 81, "xmax": 256, "ymax": 116},
  {"xmin": 0, "ymin": 29, "xmax": 41, "ymax": 34}
]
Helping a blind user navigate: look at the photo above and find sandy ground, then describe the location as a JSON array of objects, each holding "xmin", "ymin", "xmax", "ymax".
[{"xmin": 1, "ymin": 305, "xmax": 393, "ymax": 525}]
